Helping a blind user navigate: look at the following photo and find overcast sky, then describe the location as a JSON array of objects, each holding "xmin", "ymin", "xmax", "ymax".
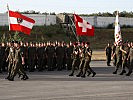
[{"xmin": 0, "ymin": 0, "xmax": 133, "ymax": 14}]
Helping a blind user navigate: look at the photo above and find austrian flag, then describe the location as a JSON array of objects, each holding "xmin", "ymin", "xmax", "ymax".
[
  {"xmin": 74, "ymin": 14, "xmax": 94, "ymax": 36},
  {"xmin": 8, "ymin": 10, "xmax": 35, "ymax": 35}
]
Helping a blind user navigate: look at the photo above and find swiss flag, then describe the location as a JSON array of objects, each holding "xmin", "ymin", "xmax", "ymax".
[
  {"xmin": 8, "ymin": 10, "xmax": 35, "ymax": 35},
  {"xmin": 74, "ymin": 14, "xmax": 94, "ymax": 36}
]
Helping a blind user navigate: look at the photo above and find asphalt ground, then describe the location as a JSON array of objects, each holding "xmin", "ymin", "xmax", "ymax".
[{"xmin": 0, "ymin": 61, "xmax": 133, "ymax": 100}]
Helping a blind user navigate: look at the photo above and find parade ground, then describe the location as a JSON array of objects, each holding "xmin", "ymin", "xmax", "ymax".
[{"xmin": 0, "ymin": 61, "xmax": 133, "ymax": 100}]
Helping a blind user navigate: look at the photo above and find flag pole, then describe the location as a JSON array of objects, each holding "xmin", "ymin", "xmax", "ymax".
[
  {"xmin": 7, "ymin": 4, "xmax": 10, "ymax": 31},
  {"xmin": 7, "ymin": 4, "xmax": 19, "ymax": 41},
  {"xmin": 69, "ymin": 15, "xmax": 79, "ymax": 42},
  {"xmin": 7, "ymin": 4, "xmax": 12, "ymax": 41}
]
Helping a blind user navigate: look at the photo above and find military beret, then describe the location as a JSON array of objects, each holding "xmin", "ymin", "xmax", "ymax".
[{"xmin": 86, "ymin": 42, "xmax": 90, "ymax": 45}]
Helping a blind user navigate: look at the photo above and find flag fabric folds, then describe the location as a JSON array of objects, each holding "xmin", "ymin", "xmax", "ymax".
[
  {"xmin": 114, "ymin": 12, "xmax": 122, "ymax": 45},
  {"xmin": 8, "ymin": 10, "xmax": 35, "ymax": 35},
  {"xmin": 74, "ymin": 14, "xmax": 94, "ymax": 36}
]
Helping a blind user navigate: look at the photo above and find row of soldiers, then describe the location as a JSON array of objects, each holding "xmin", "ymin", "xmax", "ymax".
[
  {"xmin": 69, "ymin": 42, "xmax": 96, "ymax": 78},
  {"xmin": 0, "ymin": 41, "xmax": 74, "ymax": 73},
  {"xmin": 105, "ymin": 41, "xmax": 133, "ymax": 76},
  {"xmin": 0, "ymin": 41, "xmax": 96, "ymax": 79}
]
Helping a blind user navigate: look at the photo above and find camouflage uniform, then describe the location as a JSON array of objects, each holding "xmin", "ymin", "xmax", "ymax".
[
  {"xmin": 9, "ymin": 46, "xmax": 28, "ymax": 81},
  {"xmin": 69, "ymin": 46, "xmax": 80, "ymax": 76},
  {"xmin": 81, "ymin": 47, "xmax": 96, "ymax": 78}
]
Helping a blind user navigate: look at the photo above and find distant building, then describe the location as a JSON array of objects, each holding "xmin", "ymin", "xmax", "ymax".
[
  {"xmin": 0, "ymin": 13, "xmax": 133, "ymax": 28},
  {"xmin": 81, "ymin": 16, "xmax": 133, "ymax": 28},
  {"xmin": 57, "ymin": 13, "xmax": 133, "ymax": 28}
]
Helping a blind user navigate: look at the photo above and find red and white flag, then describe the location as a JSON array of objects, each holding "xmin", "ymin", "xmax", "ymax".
[
  {"xmin": 74, "ymin": 14, "xmax": 94, "ymax": 36},
  {"xmin": 8, "ymin": 10, "xmax": 35, "ymax": 35}
]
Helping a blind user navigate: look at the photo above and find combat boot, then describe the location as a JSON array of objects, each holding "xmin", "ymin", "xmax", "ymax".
[
  {"xmin": 87, "ymin": 71, "xmax": 91, "ymax": 77},
  {"xmin": 8, "ymin": 77, "xmax": 14, "ymax": 81},
  {"xmin": 81, "ymin": 74, "xmax": 86, "ymax": 78},
  {"xmin": 21, "ymin": 75, "xmax": 29, "ymax": 80},
  {"xmin": 76, "ymin": 72, "xmax": 82, "ymax": 77},
  {"xmin": 113, "ymin": 69, "xmax": 118, "ymax": 74},
  {"xmin": 126, "ymin": 71, "xmax": 132, "ymax": 76},
  {"xmin": 92, "ymin": 72, "xmax": 96, "ymax": 77},
  {"xmin": 119, "ymin": 70, "xmax": 126, "ymax": 75},
  {"xmin": 69, "ymin": 73, "xmax": 74, "ymax": 76}
]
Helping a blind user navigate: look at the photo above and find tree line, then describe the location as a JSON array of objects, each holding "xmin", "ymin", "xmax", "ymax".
[
  {"xmin": 79, "ymin": 11, "xmax": 133, "ymax": 17},
  {"xmin": 5, "ymin": 10, "xmax": 133, "ymax": 17}
]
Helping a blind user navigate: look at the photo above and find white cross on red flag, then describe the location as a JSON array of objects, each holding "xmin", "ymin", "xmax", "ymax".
[{"xmin": 74, "ymin": 14, "xmax": 94, "ymax": 36}]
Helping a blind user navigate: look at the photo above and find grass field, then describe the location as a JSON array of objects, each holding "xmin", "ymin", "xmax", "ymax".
[{"xmin": 0, "ymin": 26, "xmax": 133, "ymax": 49}]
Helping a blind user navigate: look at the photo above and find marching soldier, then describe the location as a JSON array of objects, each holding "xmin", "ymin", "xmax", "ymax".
[
  {"xmin": 5, "ymin": 41, "xmax": 14, "ymax": 79},
  {"xmin": 69, "ymin": 42, "xmax": 80, "ymax": 76},
  {"xmin": 119, "ymin": 42, "xmax": 130, "ymax": 75},
  {"xmin": 8, "ymin": 41, "xmax": 28, "ymax": 81},
  {"xmin": 76, "ymin": 42, "xmax": 86, "ymax": 77},
  {"xmin": 113, "ymin": 43, "xmax": 122, "ymax": 74},
  {"xmin": 126, "ymin": 42, "xmax": 133, "ymax": 76},
  {"xmin": 81, "ymin": 42, "xmax": 96, "ymax": 78}
]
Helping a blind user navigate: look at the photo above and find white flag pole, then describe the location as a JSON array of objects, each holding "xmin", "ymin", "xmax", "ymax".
[{"xmin": 7, "ymin": 4, "xmax": 10, "ymax": 30}]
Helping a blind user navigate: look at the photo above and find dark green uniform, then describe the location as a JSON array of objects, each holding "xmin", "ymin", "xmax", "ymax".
[
  {"xmin": 0, "ymin": 46, "xmax": 6, "ymax": 72},
  {"xmin": 112, "ymin": 45, "xmax": 117, "ymax": 66},
  {"xmin": 126, "ymin": 47, "xmax": 133, "ymax": 76},
  {"xmin": 56, "ymin": 46, "xmax": 65, "ymax": 71},
  {"xmin": 105, "ymin": 46, "xmax": 112, "ymax": 66},
  {"xmin": 46, "ymin": 45, "xmax": 55, "ymax": 71},
  {"xmin": 66, "ymin": 45, "xmax": 73, "ymax": 70},
  {"xmin": 37, "ymin": 47, "xmax": 44, "ymax": 71},
  {"xmin": 69, "ymin": 46, "xmax": 80, "ymax": 76},
  {"xmin": 62, "ymin": 45, "xmax": 67, "ymax": 69},
  {"xmin": 76, "ymin": 46, "xmax": 86, "ymax": 77},
  {"xmin": 120, "ymin": 45, "xmax": 130, "ymax": 75},
  {"xmin": 23, "ymin": 46, "xmax": 28, "ymax": 71},
  {"xmin": 28, "ymin": 46, "xmax": 36, "ymax": 72},
  {"xmin": 81, "ymin": 47, "xmax": 96, "ymax": 78},
  {"xmin": 113, "ymin": 46, "xmax": 122, "ymax": 74},
  {"xmin": 6, "ymin": 47, "xmax": 14, "ymax": 79},
  {"xmin": 43, "ymin": 46, "xmax": 47, "ymax": 70},
  {"xmin": 9, "ymin": 47, "xmax": 28, "ymax": 81}
]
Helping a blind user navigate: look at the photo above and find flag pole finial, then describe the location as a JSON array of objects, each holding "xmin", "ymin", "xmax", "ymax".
[{"xmin": 7, "ymin": 3, "xmax": 9, "ymax": 11}]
